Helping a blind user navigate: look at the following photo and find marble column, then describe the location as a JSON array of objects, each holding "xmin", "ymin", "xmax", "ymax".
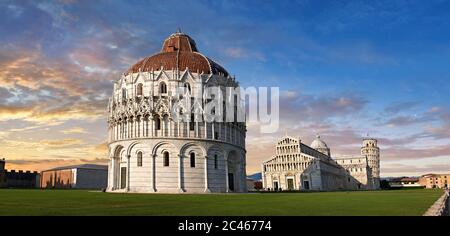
[
  {"xmin": 109, "ymin": 156, "xmax": 114, "ymax": 191},
  {"xmin": 204, "ymin": 155, "xmax": 210, "ymax": 192},
  {"xmin": 178, "ymin": 154, "xmax": 185, "ymax": 192},
  {"xmin": 152, "ymin": 154, "xmax": 157, "ymax": 192},
  {"xmin": 126, "ymin": 154, "xmax": 131, "ymax": 192},
  {"xmin": 224, "ymin": 155, "xmax": 229, "ymax": 193},
  {"xmin": 261, "ymin": 164, "xmax": 266, "ymax": 190},
  {"xmin": 168, "ymin": 118, "xmax": 172, "ymax": 137}
]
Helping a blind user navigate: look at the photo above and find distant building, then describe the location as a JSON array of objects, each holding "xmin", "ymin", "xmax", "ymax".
[
  {"xmin": 40, "ymin": 164, "xmax": 108, "ymax": 189},
  {"xmin": 262, "ymin": 135, "xmax": 380, "ymax": 191},
  {"xmin": 388, "ymin": 177, "xmax": 421, "ymax": 188},
  {"xmin": 246, "ymin": 178, "xmax": 263, "ymax": 191},
  {"xmin": 0, "ymin": 159, "xmax": 5, "ymax": 187},
  {"xmin": 1, "ymin": 158, "xmax": 40, "ymax": 188},
  {"xmin": 419, "ymin": 174, "xmax": 450, "ymax": 189}
]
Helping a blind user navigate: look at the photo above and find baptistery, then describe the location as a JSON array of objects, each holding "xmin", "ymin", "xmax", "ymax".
[{"xmin": 106, "ymin": 31, "xmax": 247, "ymax": 193}]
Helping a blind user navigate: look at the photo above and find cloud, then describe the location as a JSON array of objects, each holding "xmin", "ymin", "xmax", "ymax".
[
  {"xmin": 384, "ymin": 101, "xmax": 420, "ymax": 115},
  {"xmin": 224, "ymin": 47, "xmax": 266, "ymax": 61},
  {"xmin": 383, "ymin": 115, "xmax": 431, "ymax": 127},
  {"xmin": 382, "ymin": 162, "xmax": 450, "ymax": 176},
  {"xmin": 278, "ymin": 90, "xmax": 368, "ymax": 122},
  {"xmin": 61, "ymin": 127, "xmax": 88, "ymax": 134},
  {"xmin": 0, "ymin": 103, "xmax": 105, "ymax": 123},
  {"xmin": 382, "ymin": 145, "xmax": 450, "ymax": 161},
  {"xmin": 5, "ymin": 157, "xmax": 108, "ymax": 172},
  {"xmin": 245, "ymin": 89, "xmax": 370, "ymax": 173}
]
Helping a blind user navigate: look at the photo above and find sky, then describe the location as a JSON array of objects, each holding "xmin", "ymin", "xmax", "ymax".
[{"xmin": 1, "ymin": 0, "xmax": 450, "ymax": 177}]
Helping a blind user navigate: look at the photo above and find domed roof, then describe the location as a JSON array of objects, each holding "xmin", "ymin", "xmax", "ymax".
[
  {"xmin": 310, "ymin": 135, "xmax": 329, "ymax": 150},
  {"xmin": 125, "ymin": 31, "xmax": 229, "ymax": 77}
]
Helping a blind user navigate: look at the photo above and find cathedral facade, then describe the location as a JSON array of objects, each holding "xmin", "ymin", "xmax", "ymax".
[
  {"xmin": 106, "ymin": 32, "xmax": 247, "ymax": 193},
  {"xmin": 261, "ymin": 135, "xmax": 380, "ymax": 191}
]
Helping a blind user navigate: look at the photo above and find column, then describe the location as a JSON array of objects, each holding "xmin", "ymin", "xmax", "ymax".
[
  {"xmin": 150, "ymin": 116, "xmax": 154, "ymax": 137},
  {"xmin": 115, "ymin": 123, "xmax": 118, "ymax": 141},
  {"xmin": 204, "ymin": 121, "xmax": 208, "ymax": 139},
  {"xmin": 224, "ymin": 123, "xmax": 227, "ymax": 142},
  {"xmin": 110, "ymin": 156, "xmax": 114, "ymax": 191},
  {"xmin": 224, "ymin": 156, "xmax": 229, "ymax": 193},
  {"xmin": 131, "ymin": 119, "xmax": 134, "ymax": 138},
  {"xmin": 118, "ymin": 122, "xmax": 121, "ymax": 139},
  {"xmin": 126, "ymin": 154, "xmax": 131, "ymax": 192},
  {"xmin": 134, "ymin": 117, "xmax": 138, "ymax": 138},
  {"xmin": 261, "ymin": 164, "xmax": 266, "ymax": 190},
  {"xmin": 187, "ymin": 121, "xmax": 190, "ymax": 138},
  {"xmin": 168, "ymin": 119, "xmax": 172, "ymax": 137},
  {"xmin": 212, "ymin": 122, "xmax": 215, "ymax": 139},
  {"xmin": 218, "ymin": 123, "xmax": 221, "ymax": 140},
  {"xmin": 152, "ymin": 154, "xmax": 157, "ymax": 192},
  {"xmin": 195, "ymin": 121, "xmax": 199, "ymax": 138},
  {"xmin": 140, "ymin": 116, "xmax": 144, "ymax": 137},
  {"xmin": 113, "ymin": 123, "xmax": 116, "ymax": 141},
  {"xmin": 178, "ymin": 154, "xmax": 184, "ymax": 192},
  {"xmin": 204, "ymin": 155, "xmax": 210, "ymax": 192},
  {"xmin": 126, "ymin": 120, "xmax": 128, "ymax": 139}
]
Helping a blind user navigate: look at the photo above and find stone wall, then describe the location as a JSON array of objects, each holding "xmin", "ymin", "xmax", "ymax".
[
  {"xmin": 75, "ymin": 168, "xmax": 107, "ymax": 189},
  {"xmin": 423, "ymin": 190, "xmax": 450, "ymax": 216}
]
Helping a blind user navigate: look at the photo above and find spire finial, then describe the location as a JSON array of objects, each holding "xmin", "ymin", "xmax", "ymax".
[
  {"xmin": 176, "ymin": 27, "xmax": 182, "ymax": 34},
  {"xmin": 316, "ymin": 133, "xmax": 320, "ymax": 139}
]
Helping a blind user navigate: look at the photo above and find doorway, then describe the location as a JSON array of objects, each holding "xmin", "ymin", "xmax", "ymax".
[
  {"xmin": 303, "ymin": 180, "xmax": 310, "ymax": 190},
  {"xmin": 273, "ymin": 181, "xmax": 279, "ymax": 191},
  {"xmin": 287, "ymin": 178, "xmax": 294, "ymax": 190},
  {"xmin": 120, "ymin": 167, "xmax": 127, "ymax": 189},
  {"xmin": 228, "ymin": 173, "xmax": 234, "ymax": 191}
]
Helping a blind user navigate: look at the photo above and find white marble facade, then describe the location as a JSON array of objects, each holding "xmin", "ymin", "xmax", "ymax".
[
  {"xmin": 262, "ymin": 136, "xmax": 380, "ymax": 191},
  {"xmin": 106, "ymin": 32, "xmax": 247, "ymax": 193}
]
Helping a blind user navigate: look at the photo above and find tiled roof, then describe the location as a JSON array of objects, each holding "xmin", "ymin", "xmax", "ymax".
[{"xmin": 125, "ymin": 32, "xmax": 229, "ymax": 77}]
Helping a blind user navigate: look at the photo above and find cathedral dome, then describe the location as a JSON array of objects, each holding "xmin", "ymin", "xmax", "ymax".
[
  {"xmin": 125, "ymin": 31, "xmax": 229, "ymax": 77},
  {"xmin": 311, "ymin": 135, "xmax": 329, "ymax": 150}
]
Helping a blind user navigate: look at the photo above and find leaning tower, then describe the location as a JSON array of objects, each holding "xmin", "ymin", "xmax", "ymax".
[{"xmin": 361, "ymin": 138, "xmax": 380, "ymax": 189}]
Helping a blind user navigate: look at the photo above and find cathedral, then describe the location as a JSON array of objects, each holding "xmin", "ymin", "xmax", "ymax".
[
  {"xmin": 106, "ymin": 31, "xmax": 247, "ymax": 193},
  {"xmin": 261, "ymin": 135, "xmax": 380, "ymax": 191}
]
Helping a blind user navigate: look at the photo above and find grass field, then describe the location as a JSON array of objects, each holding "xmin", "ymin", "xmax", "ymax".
[{"xmin": 0, "ymin": 188, "xmax": 443, "ymax": 216}]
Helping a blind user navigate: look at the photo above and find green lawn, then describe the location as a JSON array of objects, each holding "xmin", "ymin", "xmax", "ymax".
[{"xmin": 0, "ymin": 188, "xmax": 443, "ymax": 216}]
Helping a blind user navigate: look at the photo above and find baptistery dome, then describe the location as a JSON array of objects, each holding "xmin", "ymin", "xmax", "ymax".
[
  {"xmin": 126, "ymin": 32, "xmax": 229, "ymax": 77},
  {"xmin": 106, "ymin": 31, "xmax": 247, "ymax": 194}
]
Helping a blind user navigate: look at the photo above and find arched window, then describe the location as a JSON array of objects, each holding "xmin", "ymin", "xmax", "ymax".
[
  {"xmin": 163, "ymin": 152, "xmax": 169, "ymax": 166},
  {"xmin": 155, "ymin": 117, "xmax": 161, "ymax": 130},
  {"xmin": 137, "ymin": 152, "xmax": 143, "ymax": 167},
  {"xmin": 190, "ymin": 153, "xmax": 196, "ymax": 168},
  {"xmin": 214, "ymin": 154, "xmax": 218, "ymax": 169},
  {"xmin": 160, "ymin": 82, "xmax": 167, "ymax": 94},
  {"xmin": 190, "ymin": 113, "xmax": 195, "ymax": 130},
  {"xmin": 137, "ymin": 83, "xmax": 143, "ymax": 96}
]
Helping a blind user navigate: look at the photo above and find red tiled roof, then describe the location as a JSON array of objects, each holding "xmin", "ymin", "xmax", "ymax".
[{"xmin": 125, "ymin": 32, "xmax": 229, "ymax": 76}]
